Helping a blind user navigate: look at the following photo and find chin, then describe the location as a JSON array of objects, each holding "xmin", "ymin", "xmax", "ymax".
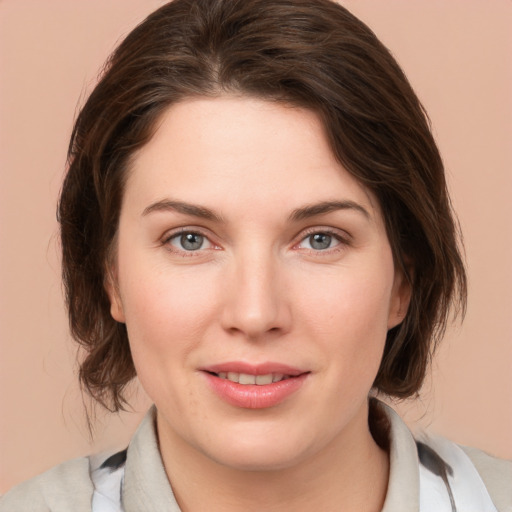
[
  {"xmin": 199, "ymin": 425, "xmax": 317, "ymax": 472},
  {"xmin": 212, "ymin": 445, "xmax": 306, "ymax": 473}
]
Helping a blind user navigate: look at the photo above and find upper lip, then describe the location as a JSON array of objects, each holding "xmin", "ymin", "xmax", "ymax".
[{"xmin": 200, "ymin": 361, "xmax": 307, "ymax": 376}]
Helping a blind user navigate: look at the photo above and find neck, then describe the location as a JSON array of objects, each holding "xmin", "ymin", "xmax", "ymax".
[{"xmin": 157, "ymin": 401, "xmax": 389, "ymax": 512}]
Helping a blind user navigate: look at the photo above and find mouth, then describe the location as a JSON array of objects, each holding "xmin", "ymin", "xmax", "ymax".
[
  {"xmin": 207, "ymin": 371, "xmax": 293, "ymax": 385},
  {"xmin": 201, "ymin": 362, "xmax": 309, "ymax": 409}
]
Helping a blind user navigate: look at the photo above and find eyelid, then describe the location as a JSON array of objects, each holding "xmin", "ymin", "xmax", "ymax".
[
  {"xmin": 159, "ymin": 225, "xmax": 351, "ymax": 254},
  {"xmin": 161, "ymin": 226, "xmax": 221, "ymax": 253},
  {"xmin": 293, "ymin": 226, "xmax": 352, "ymax": 251}
]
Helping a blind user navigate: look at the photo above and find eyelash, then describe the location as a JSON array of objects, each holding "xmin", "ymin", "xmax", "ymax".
[
  {"xmin": 161, "ymin": 227, "xmax": 351, "ymax": 256},
  {"xmin": 294, "ymin": 227, "xmax": 351, "ymax": 254},
  {"xmin": 162, "ymin": 228, "xmax": 217, "ymax": 257}
]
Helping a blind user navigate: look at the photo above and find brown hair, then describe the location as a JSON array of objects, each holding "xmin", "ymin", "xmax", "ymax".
[{"xmin": 59, "ymin": 0, "xmax": 466, "ymax": 412}]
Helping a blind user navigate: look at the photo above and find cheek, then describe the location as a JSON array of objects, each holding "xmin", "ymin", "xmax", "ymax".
[
  {"xmin": 295, "ymin": 261, "xmax": 394, "ymax": 375},
  {"xmin": 299, "ymin": 266, "xmax": 393, "ymax": 335},
  {"xmin": 118, "ymin": 263, "xmax": 223, "ymax": 409},
  {"xmin": 117, "ymin": 257, "xmax": 221, "ymax": 363}
]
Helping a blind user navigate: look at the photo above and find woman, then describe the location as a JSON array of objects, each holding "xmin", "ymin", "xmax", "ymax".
[{"xmin": 1, "ymin": 0, "xmax": 510, "ymax": 510}]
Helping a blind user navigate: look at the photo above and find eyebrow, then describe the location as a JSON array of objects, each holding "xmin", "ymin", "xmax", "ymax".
[
  {"xmin": 289, "ymin": 200, "xmax": 370, "ymax": 222},
  {"xmin": 142, "ymin": 198, "xmax": 370, "ymax": 223},
  {"xmin": 142, "ymin": 200, "xmax": 224, "ymax": 223}
]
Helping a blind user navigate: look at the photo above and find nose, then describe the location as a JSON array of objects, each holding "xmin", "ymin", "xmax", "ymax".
[{"xmin": 220, "ymin": 248, "xmax": 292, "ymax": 340}]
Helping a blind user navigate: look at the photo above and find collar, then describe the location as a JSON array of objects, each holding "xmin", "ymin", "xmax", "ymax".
[
  {"xmin": 378, "ymin": 401, "xmax": 420, "ymax": 511},
  {"xmin": 120, "ymin": 400, "xmax": 421, "ymax": 512},
  {"xmin": 122, "ymin": 406, "xmax": 180, "ymax": 511}
]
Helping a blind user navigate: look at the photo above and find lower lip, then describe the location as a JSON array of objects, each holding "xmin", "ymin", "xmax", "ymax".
[{"xmin": 203, "ymin": 373, "xmax": 308, "ymax": 409}]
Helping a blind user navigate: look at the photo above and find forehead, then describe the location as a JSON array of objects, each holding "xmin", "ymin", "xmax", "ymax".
[{"xmin": 125, "ymin": 95, "xmax": 380, "ymax": 220}]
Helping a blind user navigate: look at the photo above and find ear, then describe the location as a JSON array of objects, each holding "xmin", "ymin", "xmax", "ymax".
[
  {"xmin": 387, "ymin": 264, "xmax": 412, "ymax": 330},
  {"xmin": 104, "ymin": 266, "xmax": 126, "ymax": 323}
]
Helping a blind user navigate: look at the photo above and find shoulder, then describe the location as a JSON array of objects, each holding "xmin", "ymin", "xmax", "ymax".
[
  {"xmin": 418, "ymin": 435, "xmax": 512, "ymax": 512},
  {"xmin": 461, "ymin": 445, "xmax": 512, "ymax": 512},
  {"xmin": 375, "ymin": 400, "xmax": 511, "ymax": 511},
  {"xmin": 0, "ymin": 457, "xmax": 94, "ymax": 512}
]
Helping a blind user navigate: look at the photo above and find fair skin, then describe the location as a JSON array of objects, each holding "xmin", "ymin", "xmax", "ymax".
[{"xmin": 108, "ymin": 96, "xmax": 410, "ymax": 511}]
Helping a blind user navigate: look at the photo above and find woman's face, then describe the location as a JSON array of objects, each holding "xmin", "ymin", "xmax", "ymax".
[{"xmin": 108, "ymin": 96, "xmax": 409, "ymax": 471}]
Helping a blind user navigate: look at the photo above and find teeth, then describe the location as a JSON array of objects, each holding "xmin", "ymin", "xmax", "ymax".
[
  {"xmin": 227, "ymin": 372, "xmax": 239, "ymax": 383},
  {"xmin": 239, "ymin": 373, "xmax": 256, "ymax": 385},
  {"xmin": 217, "ymin": 372, "xmax": 288, "ymax": 385},
  {"xmin": 255, "ymin": 374, "xmax": 273, "ymax": 385}
]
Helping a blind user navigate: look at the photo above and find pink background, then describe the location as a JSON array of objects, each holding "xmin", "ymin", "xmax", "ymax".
[{"xmin": 1, "ymin": 0, "xmax": 511, "ymax": 493}]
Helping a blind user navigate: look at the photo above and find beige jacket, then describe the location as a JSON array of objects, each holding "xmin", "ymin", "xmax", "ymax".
[{"xmin": 1, "ymin": 403, "xmax": 511, "ymax": 511}]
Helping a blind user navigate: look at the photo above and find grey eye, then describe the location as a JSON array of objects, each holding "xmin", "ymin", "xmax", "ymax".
[
  {"xmin": 166, "ymin": 230, "xmax": 215, "ymax": 253},
  {"xmin": 168, "ymin": 232, "xmax": 210, "ymax": 251},
  {"xmin": 309, "ymin": 233, "xmax": 332, "ymax": 250},
  {"xmin": 180, "ymin": 233, "xmax": 204, "ymax": 250}
]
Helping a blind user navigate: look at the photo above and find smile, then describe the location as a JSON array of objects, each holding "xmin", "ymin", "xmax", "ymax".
[
  {"xmin": 215, "ymin": 372, "xmax": 290, "ymax": 385},
  {"xmin": 201, "ymin": 363, "xmax": 309, "ymax": 409}
]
